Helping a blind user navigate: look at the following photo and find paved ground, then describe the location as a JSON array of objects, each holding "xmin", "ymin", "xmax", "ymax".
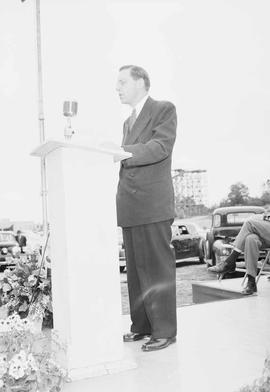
[{"xmin": 120, "ymin": 260, "xmax": 217, "ymax": 315}]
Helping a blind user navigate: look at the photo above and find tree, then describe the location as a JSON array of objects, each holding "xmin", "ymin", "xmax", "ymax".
[
  {"xmin": 261, "ymin": 191, "xmax": 270, "ymax": 205},
  {"xmin": 226, "ymin": 182, "xmax": 249, "ymax": 206}
]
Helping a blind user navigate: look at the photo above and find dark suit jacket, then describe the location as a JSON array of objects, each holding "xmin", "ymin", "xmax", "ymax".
[{"xmin": 116, "ymin": 96, "xmax": 177, "ymax": 228}]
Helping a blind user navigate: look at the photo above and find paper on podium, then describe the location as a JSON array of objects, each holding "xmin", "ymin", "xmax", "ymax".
[
  {"xmin": 31, "ymin": 137, "xmax": 132, "ymax": 163},
  {"xmin": 97, "ymin": 141, "xmax": 132, "ymax": 163}
]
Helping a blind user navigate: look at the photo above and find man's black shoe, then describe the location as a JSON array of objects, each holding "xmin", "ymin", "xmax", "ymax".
[
  {"xmin": 242, "ymin": 278, "xmax": 257, "ymax": 295},
  {"xmin": 123, "ymin": 332, "xmax": 151, "ymax": 342},
  {"xmin": 141, "ymin": 337, "xmax": 176, "ymax": 352}
]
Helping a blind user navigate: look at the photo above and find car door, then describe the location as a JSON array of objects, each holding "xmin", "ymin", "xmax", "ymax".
[{"xmin": 172, "ymin": 224, "xmax": 194, "ymax": 259}]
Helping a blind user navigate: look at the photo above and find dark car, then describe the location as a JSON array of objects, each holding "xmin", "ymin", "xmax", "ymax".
[
  {"xmin": 118, "ymin": 221, "xmax": 206, "ymax": 271},
  {"xmin": 171, "ymin": 221, "xmax": 206, "ymax": 263},
  {"xmin": 205, "ymin": 206, "xmax": 265, "ymax": 267},
  {"xmin": 0, "ymin": 231, "xmax": 20, "ymax": 270},
  {"xmin": 118, "ymin": 227, "xmax": 126, "ymax": 272}
]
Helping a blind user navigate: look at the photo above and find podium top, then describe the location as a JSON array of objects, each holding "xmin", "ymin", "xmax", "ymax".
[{"xmin": 31, "ymin": 139, "xmax": 132, "ymax": 162}]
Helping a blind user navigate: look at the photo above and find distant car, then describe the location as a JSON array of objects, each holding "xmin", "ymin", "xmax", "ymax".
[
  {"xmin": 171, "ymin": 221, "xmax": 206, "ymax": 263},
  {"xmin": 205, "ymin": 206, "xmax": 265, "ymax": 267},
  {"xmin": 0, "ymin": 231, "xmax": 20, "ymax": 270}
]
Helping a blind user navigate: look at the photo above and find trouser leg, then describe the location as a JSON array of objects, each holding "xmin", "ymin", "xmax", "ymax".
[
  {"xmin": 132, "ymin": 220, "xmax": 177, "ymax": 339},
  {"xmin": 244, "ymin": 234, "xmax": 262, "ymax": 278},
  {"xmin": 234, "ymin": 218, "xmax": 270, "ymax": 251},
  {"xmin": 122, "ymin": 227, "xmax": 152, "ymax": 334}
]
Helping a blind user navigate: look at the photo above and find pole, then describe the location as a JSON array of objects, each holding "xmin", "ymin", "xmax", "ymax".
[{"xmin": 34, "ymin": 0, "xmax": 48, "ymax": 237}]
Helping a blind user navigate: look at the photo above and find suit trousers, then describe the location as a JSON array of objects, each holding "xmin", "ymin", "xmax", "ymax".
[
  {"xmin": 122, "ymin": 220, "xmax": 177, "ymax": 339},
  {"xmin": 234, "ymin": 217, "xmax": 270, "ymax": 277}
]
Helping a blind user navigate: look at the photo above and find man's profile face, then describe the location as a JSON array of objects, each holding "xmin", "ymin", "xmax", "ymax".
[{"xmin": 116, "ymin": 68, "xmax": 141, "ymax": 106}]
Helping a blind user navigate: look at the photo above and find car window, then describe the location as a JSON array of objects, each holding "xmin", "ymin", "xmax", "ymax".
[
  {"xmin": 227, "ymin": 212, "xmax": 256, "ymax": 225},
  {"xmin": 178, "ymin": 225, "xmax": 189, "ymax": 235},
  {"xmin": 213, "ymin": 214, "xmax": 221, "ymax": 228}
]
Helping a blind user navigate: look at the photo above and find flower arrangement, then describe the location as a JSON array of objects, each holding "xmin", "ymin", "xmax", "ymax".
[
  {"xmin": 0, "ymin": 313, "xmax": 67, "ymax": 392},
  {"xmin": 237, "ymin": 354, "xmax": 270, "ymax": 392},
  {"xmin": 0, "ymin": 251, "xmax": 53, "ymax": 328}
]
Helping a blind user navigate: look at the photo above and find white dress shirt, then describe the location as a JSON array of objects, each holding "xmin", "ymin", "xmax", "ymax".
[{"xmin": 132, "ymin": 94, "xmax": 149, "ymax": 119}]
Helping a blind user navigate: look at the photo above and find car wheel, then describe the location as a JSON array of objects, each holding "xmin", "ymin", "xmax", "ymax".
[
  {"xmin": 204, "ymin": 240, "xmax": 212, "ymax": 267},
  {"xmin": 211, "ymin": 250, "xmax": 216, "ymax": 266},
  {"xmin": 205, "ymin": 232, "xmax": 216, "ymax": 266},
  {"xmin": 120, "ymin": 266, "xmax": 126, "ymax": 273}
]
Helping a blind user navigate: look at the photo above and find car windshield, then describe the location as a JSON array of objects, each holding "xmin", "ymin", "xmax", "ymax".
[
  {"xmin": 227, "ymin": 212, "xmax": 256, "ymax": 225},
  {"xmin": 0, "ymin": 233, "xmax": 15, "ymax": 242}
]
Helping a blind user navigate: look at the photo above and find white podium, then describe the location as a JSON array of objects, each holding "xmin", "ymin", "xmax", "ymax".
[{"xmin": 31, "ymin": 139, "xmax": 136, "ymax": 380}]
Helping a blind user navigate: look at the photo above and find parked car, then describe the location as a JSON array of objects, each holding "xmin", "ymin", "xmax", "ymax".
[
  {"xmin": 205, "ymin": 206, "xmax": 265, "ymax": 267},
  {"xmin": 118, "ymin": 221, "xmax": 207, "ymax": 271},
  {"xmin": 171, "ymin": 221, "xmax": 206, "ymax": 263},
  {"xmin": 0, "ymin": 231, "xmax": 20, "ymax": 270}
]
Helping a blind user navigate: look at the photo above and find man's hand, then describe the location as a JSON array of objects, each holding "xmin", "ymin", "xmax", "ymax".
[{"xmin": 98, "ymin": 141, "xmax": 132, "ymax": 163}]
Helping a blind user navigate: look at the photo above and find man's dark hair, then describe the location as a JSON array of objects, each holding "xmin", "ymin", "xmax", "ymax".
[{"xmin": 119, "ymin": 65, "xmax": 150, "ymax": 91}]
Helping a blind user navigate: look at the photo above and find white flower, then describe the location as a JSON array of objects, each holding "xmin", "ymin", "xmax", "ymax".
[
  {"xmin": 0, "ymin": 320, "xmax": 9, "ymax": 333},
  {"xmin": 28, "ymin": 275, "xmax": 37, "ymax": 287},
  {"xmin": 9, "ymin": 362, "xmax": 25, "ymax": 379},
  {"xmin": 11, "ymin": 281, "xmax": 19, "ymax": 289},
  {"xmin": 9, "ymin": 350, "xmax": 29, "ymax": 379},
  {"xmin": 27, "ymin": 353, "xmax": 38, "ymax": 371},
  {"xmin": 38, "ymin": 281, "xmax": 46, "ymax": 290},
  {"xmin": 0, "ymin": 354, "xmax": 8, "ymax": 377}
]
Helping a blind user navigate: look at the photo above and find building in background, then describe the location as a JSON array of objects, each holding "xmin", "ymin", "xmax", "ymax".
[{"xmin": 172, "ymin": 169, "xmax": 208, "ymax": 217}]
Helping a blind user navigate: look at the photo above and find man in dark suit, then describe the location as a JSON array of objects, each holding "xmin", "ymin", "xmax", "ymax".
[
  {"xmin": 15, "ymin": 230, "xmax": 27, "ymax": 253},
  {"xmin": 116, "ymin": 65, "xmax": 177, "ymax": 351}
]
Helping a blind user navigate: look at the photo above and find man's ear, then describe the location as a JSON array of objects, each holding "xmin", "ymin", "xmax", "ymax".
[{"xmin": 137, "ymin": 78, "xmax": 145, "ymax": 89}]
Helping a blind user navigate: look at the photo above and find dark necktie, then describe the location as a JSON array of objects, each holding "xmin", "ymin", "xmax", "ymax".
[{"xmin": 128, "ymin": 109, "xmax": 137, "ymax": 131}]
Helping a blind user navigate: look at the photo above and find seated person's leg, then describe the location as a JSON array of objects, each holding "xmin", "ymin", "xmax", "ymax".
[{"xmin": 242, "ymin": 233, "xmax": 262, "ymax": 295}]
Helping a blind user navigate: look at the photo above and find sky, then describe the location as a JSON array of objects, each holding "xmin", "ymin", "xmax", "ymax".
[{"xmin": 0, "ymin": 0, "xmax": 269, "ymax": 222}]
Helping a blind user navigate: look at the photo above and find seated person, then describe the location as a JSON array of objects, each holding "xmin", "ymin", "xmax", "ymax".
[
  {"xmin": 15, "ymin": 230, "xmax": 27, "ymax": 253},
  {"xmin": 208, "ymin": 205, "xmax": 270, "ymax": 295}
]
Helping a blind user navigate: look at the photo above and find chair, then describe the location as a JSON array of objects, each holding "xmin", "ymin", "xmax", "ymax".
[{"xmin": 242, "ymin": 248, "xmax": 270, "ymax": 286}]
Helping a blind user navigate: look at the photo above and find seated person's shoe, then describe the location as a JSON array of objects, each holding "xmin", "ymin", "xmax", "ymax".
[
  {"xmin": 208, "ymin": 260, "xmax": 236, "ymax": 280},
  {"xmin": 123, "ymin": 332, "xmax": 151, "ymax": 342},
  {"xmin": 141, "ymin": 337, "xmax": 176, "ymax": 352},
  {"xmin": 242, "ymin": 280, "xmax": 257, "ymax": 295}
]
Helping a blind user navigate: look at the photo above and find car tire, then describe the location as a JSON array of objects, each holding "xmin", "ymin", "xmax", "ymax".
[
  {"xmin": 120, "ymin": 266, "xmax": 126, "ymax": 273},
  {"xmin": 198, "ymin": 240, "xmax": 206, "ymax": 263},
  {"xmin": 211, "ymin": 250, "xmax": 216, "ymax": 266},
  {"xmin": 205, "ymin": 232, "xmax": 216, "ymax": 266}
]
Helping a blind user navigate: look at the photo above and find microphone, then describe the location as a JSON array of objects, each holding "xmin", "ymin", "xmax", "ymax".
[
  {"xmin": 63, "ymin": 101, "xmax": 78, "ymax": 139},
  {"xmin": 63, "ymin": 101, "xmax": 78, "ymax": 117}
]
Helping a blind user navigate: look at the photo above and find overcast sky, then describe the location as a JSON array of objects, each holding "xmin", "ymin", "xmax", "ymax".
[{"xmin": 0, "ymin": 0, "xmax": 269, "ymax": 222}]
